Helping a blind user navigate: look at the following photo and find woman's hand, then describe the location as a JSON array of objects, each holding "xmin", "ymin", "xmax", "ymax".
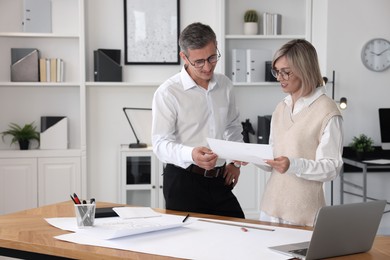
[{"xmin": 265, "ymin": 156, "xmax": 290, "ymax": 173}]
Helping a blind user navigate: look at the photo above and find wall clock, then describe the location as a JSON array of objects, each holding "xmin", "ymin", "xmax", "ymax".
[{"xmin": 361, "ymin": 38, "xmax": 390, "ymax": 72}]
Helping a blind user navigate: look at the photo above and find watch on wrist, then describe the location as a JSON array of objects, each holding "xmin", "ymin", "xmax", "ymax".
[{"xmin": 230, "ymin": 162, "xmax": 241, "ymax": 168}]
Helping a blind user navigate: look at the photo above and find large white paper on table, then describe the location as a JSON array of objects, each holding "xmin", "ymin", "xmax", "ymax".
[
  {"xmin": 46, "ymin": 214, "xmax": 191, "ymax": 240},
  {"xmin": 54, "ymin": 217, "xmax": 313, "ymax": 260},
  {"xmin": 207, "ymin": 138, "xmax": 273, "ymax": 166},
  {"xmin": 112, "ymin": 207, "xmax": 161, "ymax": 219}
]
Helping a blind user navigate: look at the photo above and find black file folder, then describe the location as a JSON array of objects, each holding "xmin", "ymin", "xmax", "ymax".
[
  {"xmin": 11, "ymin": 48, "xmax": 39, "ymax": 82},
  {"xmin": 94, "ymin": 49, "xmax": 122, "ymax": 82}
]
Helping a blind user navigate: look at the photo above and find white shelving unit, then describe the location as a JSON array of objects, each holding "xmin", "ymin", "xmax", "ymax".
[
  {"xmin": 0, "ymin": 0, "xmax": 87, "ymax": 213},
  {"xmin": 219, "ymin": 0, "xmax": 312, "ymax": 86}
]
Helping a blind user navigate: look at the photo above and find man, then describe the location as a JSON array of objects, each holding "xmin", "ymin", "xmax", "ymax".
[{"xmin": 152, "ymin": 22, "xmax": 244, "ymax": 218}]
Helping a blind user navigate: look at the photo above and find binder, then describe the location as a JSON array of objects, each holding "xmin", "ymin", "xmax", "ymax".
[
  {"xmin": 11, "ymin": 48, "xmax": 39, "ymax": 82},
  {"xmin": 94, "ymin": 49, "xmax": 122, "ymax": 82},
  {"xmin": 231, "ymin": 49, "xmax": 246, "ymax": 82},
  {"xmin": 265, "ymin": 61, "xmax": 277, "ymax": 82},
  {"xmin": 246, "ymin": 49, "xmax": 272, "ymax": 82},
  {"xmin": 23, "ymin": 0, "xmax": 52, "ymax": 33}
]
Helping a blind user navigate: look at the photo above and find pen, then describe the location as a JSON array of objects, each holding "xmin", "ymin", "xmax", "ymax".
[
  {"xmin": 70, "ymin": 194, "xmax": 77, "ymax": 204},
  {"xmin": 73, "ymin": 193, "xmax": 81, "ymax": 204},
  {"xmin": 182, "ymin": 214, "xmax": 190, "ymax": 223}
]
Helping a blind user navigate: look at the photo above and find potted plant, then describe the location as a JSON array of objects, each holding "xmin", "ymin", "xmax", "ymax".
[
  {"xmin": 1, "ymin": 122, "xmax": 40, "ymax": 150},
  {"xmin": 349, "ymin": 134, "xmax": 374, "ymax": 160},
  {"xmin": 244, "ymin": 9, "xmax": 258, "ymax": 35}
]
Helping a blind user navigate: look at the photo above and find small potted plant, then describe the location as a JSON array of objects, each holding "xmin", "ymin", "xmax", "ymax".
[
  {"xmin": 1, "ymin": 122, "xmax": 40, "ymax": 150},
  {"xmin": 349, "ymin": 134, "xmax": 374, "ymax": 160},
  {"xmin": 244, "ymin": 9, "xmax": 259, "ymax": 35}
]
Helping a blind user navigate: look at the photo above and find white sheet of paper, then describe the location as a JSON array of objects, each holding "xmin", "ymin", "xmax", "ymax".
[
  {"xmin": 46, "ymin": 214, "xmax": 191, "ymax": 240},
  {"xmin": 112, "ymin": 207, "xmax": 161, "ymax": 219},
  {"xmin": 54, "ymin": 217, "xmax": 312, "ymax": 260},
  {"xmin": 207, "ymin": 138, "xmax": 273, "ymax": 166}
]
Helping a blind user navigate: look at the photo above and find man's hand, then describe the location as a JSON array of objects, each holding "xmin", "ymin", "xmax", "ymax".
[
  {"xmin": 192, "ymin": 146, "xmax": 218, "ymax": 170},
  {"xmin": 265, "ymin": 156, "xmax": 290, "ymax": 173},
  {"xmin": 224, "ymin": 163, "xmax": 240, "ymax": 187}
]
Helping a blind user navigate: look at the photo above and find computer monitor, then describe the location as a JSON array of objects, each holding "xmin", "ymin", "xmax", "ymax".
[{"xmin": 379, "ymin": 108, "xmax": 390, "ymax": 150}]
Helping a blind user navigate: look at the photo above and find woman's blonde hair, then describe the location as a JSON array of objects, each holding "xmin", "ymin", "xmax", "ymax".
[{"xmin": 272, "ymin": 39, "xmax": 324, "ymax": 97}]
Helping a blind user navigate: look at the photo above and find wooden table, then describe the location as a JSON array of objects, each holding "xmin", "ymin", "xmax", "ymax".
[{"xmin": 0, "ymin": 201, "xmax": 389, "ymax": 259}]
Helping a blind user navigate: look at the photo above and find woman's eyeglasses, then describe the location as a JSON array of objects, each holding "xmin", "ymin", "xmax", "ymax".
[{"xmin": 271, "ymin": 69, "xmax": 293, "ymax": 80}]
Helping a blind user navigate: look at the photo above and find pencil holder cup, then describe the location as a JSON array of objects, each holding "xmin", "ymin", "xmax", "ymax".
[{"xmin": 74, "ymin": 204, "xmax": 96, "ymax": 228}]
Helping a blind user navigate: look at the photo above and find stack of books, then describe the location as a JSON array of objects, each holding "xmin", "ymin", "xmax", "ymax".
[
  {"xmin": 262, "ymin": 13, "xmax": 282, "ymax": 35},
  {"xmin": 39, "ymin": 58, "xmax": 64, "ymax": 82}
]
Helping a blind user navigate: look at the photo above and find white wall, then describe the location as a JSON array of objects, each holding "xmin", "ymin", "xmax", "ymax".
[{"xmin": 314, "ymin": 0, "xmax": 390, "ymax": 235}]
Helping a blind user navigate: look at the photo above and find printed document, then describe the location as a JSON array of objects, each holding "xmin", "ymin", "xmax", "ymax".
[{"xmin": 207, "ymin": 138, "xmax": 273, "ymax": 166}]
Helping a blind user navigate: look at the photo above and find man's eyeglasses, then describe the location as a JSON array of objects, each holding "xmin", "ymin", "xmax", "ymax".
[
  {"xmin": 271, "ymin": 69, "xmax": 293, "ymax": 81},
  {"xmin": 185, "ymin": 49, "xmax": 221, "ymax": 68}
]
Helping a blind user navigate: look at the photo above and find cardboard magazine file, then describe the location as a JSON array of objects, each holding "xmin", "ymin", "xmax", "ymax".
[
  {"xmin": 40, "ymin": 117, "xmax": 68, "ymax": 149},
  {"xmin": 11, "ymin": 48, "xmax": 39, "ymax": 82}
]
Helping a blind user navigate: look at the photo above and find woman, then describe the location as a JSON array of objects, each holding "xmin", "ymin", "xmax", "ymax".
[{"xmin": 260, "ymin": 39, "xmax": 343, "ymax": 226}]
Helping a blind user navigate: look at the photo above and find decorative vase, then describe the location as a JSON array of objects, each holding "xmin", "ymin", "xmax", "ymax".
[
  {"xmin": 19, "ymin": 140, "xmax": 30, "ymax": 150},
  {"xmin": 244, "ymin": 22, "xmax": 258, "ymax": 35}
]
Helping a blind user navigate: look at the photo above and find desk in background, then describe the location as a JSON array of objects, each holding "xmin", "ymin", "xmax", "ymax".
[{"xmin": 342, "ymin": 147, "xmax": 390, "ymax": 213}]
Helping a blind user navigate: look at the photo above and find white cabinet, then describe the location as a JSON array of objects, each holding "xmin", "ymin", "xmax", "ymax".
[
  {"xmin": 220, "ymin": 0, "xmax": 312, "ymax": 86},
  {"xmin": 38, "ymin": 157, "xmax": 81, "ymax": 206},
  {"xmin": 119, "ymin": 146, "xmax": 164, "ymax": 208},
  {"xmin": 0, "ymin": 150, "xmax": 81, "ymax": 214},
  {"xmin": 0, "ymin": 158, "xmax": 38, "ymax": 214}
]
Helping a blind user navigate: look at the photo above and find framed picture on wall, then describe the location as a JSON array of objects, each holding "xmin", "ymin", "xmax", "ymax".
[{"xmin": 124, "ymin": 0, "xmax": 180, "ymax": 65}]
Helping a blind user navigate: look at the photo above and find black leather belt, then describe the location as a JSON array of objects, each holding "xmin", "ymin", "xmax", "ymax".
[{"xmin": 186, "ymin": 164, "xmax": 226, "ymax": 178}]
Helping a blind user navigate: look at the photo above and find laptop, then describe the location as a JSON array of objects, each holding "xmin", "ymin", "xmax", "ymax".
[{"xmin": 269, "ymin": 200, "xmax": 386, "ymax": 260}]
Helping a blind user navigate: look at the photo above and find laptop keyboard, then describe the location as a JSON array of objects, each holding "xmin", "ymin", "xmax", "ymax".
[{"xmin": 289, "ymin": 248, "xmax": 308, "ymax": 256}]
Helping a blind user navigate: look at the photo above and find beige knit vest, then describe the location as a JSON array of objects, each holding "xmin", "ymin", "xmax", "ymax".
[{"xmin": 261, "ymin": 94, "xmax": 341, "ymax": 226}]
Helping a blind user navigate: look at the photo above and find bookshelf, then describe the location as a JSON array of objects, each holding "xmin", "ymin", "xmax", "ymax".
[
  {"xmin": 220, "ymin": 0, "xmax": 312, "ymax": 86},
  {"xmin": 0, "ymin": 0, "xmax": 87, "ymax": 212}
]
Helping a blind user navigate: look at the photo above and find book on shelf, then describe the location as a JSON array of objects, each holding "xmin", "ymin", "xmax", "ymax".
[
  {"xmin": 262, "ymin": 13, "xmax": 282, "ymax": 35},
  {"xmin": 50, "ymin": 58, "xmax": 57, "ymax": 82},
  {"xmin": 39, "ymin": 57, "xmax": 65, "ymax": 82}
]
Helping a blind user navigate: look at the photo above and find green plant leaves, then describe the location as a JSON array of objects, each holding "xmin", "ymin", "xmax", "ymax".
[{"xmin": 1, "ymin": 122, "xmax": 40, "ymax": 145}]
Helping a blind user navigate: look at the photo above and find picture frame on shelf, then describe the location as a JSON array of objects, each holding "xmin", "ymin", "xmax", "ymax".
[{"xmin": 123, "ymin": 0, "xmax": 180, "ymax": 65}]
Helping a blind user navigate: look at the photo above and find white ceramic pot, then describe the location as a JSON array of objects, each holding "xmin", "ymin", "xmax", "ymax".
[{"xmin": 244, "ymin": 22, "xmax": 258, "ymax": 35}]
